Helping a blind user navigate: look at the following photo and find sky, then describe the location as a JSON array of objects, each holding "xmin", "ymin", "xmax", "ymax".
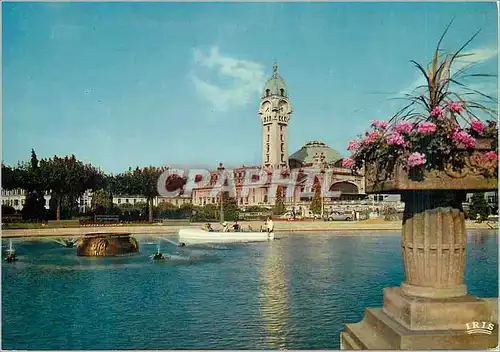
[{"xmin": 2, "ymin": 2, "xmax": 498, "ymax": 174}]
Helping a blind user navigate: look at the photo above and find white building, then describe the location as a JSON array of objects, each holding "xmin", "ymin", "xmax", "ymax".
[{"xmin": 1, "ymin": 189, "xmax": 50, "ymax": 211}]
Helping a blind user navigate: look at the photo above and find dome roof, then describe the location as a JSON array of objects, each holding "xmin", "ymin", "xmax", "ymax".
[
  {"xmin": 261, "ymin": 62, "xmax": 288, "ymax": 98},
  {"xmin": 289, "ymin": 141, "xmax": 343, "ymax": 166}
]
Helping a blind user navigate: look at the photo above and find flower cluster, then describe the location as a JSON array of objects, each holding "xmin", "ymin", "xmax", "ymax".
[
  {"xmin": 408, "ymin": 152, "xmax": 426, "ymax": 167},
  {"xmin": 393, "ymin": 121, "xmax": 414, "ymax": 134},
  {"xmin": 417, "ymin": 122, "xmax": 437, "ymax": 134},
  {"xmin": 370, "ymin": 120, "xmax": 389, "ymax": 130},
  {"xmin": 385, "ymin": 132, "xmax": 406, "ymax": 146},
  {"xmin": 344, "ymin": 101, "xmax": 498, "ymax": 176},
  {"xmin": 451, "ymin": 129, "xmax": 476, "ymax": 149}
]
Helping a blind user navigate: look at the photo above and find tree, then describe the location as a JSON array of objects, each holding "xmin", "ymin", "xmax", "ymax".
[
  {"xmin": 91, "ymin": 189, "xmax": 112, "ymax": 215},
  {"xmin": 2, "ymin": 205, "xmax": 16, "ymax": 215},
  {"xmin": 222, "ymin": 192, "xmax": 239, "ymax": 222},
  {"xmin": 1, "ymin": 163, "xmax": 20, "ymax": 190},
  {"xmin": 469, "ymin": 193, "xmax": 490, "ymax": 221},
  {"xmin": 134, "ymin": 166, "xmax": 164, "ymax": 222},
  {"xmin": 112, "ymin": 166, "xmax": 165, "ymax": 222},
  {"xmin": 179, "ymin": 203, "xmax": 195, "ymax": 219},
  {"xmin": 273, "ymin": 185, "xmax": 286, "ymax": 215},
  {"xmin": 16, "ymin": 150, "xmax": 47, "ymax": 221},
  {"xmin": 310, "ymin": 178, "xmax": 322, "ymax": 215},
  {"xmin": 40, "ymin": 155, "xmax": 104, "ymax": 220},
  {"xmin": 156, "ymin": 201, "xmax": 178, "ymax": 219}
]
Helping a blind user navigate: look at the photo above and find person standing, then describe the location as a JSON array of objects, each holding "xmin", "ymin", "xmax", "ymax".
[{"xmin": 266, "ymin": 217, "xmax": 274, "ymax": 233}]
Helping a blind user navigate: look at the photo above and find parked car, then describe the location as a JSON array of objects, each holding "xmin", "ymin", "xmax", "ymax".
[
  {"xmin": 325, "ymin": 212, "xmax": 353, "ymax": 221},
  {"xmin": 280, "ymin": 212, "xmax": 302, "ymax": 220}
]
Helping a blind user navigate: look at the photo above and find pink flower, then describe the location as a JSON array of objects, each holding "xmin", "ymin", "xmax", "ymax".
[
  {"xmin": 408, "ymin": 152, "xmax": 426, "ymax": 167},
  {"xmin": 470, "ymin": 120, "xmax": 484, "ymax": 135},
  {"xmin": 417, "ymin": 122, "xmax": 437, "ymax": 134},
  {"xmin": 451, "ymin": 129, "xmax": 476, "ymax": 149},
  {"xmin": 361, "ymin": 131, "xmax": 380, "ymax": 146},
  {"xmin": 393, "ymin": 121, "xmax": 414, "ymax": 134},
  {"xmin": 486, "ymin": 151, "xmax": 498, "ymax": 161},
  {"xmin": 449, "ymin": 102, "xmax": 463, "ymax": 113},
  {"xmin": 385, "ymin": 132, "xmax": 406, "ymax": 146},
  {"xmin": 430, "ymin": 106, "xmax": 444, "ymax": 118},
  {"xmin": 342, "ymin": 157, "xmax": 354, "ymax": 168},
  {"xmin": 370, "ymin": 120, "xmax": 389, "ymax": 130},
  {"xmin": 347, "ymin": 139, "xmax": 359, "ymax": 152}
]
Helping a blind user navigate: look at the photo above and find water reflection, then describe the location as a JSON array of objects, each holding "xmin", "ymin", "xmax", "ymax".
[
  {"xmin": 259, "ymin": 242, "xmax": 290, "ymax": 349},
  {"xmin": 468, "ymin": 231, "xmax": 494, "ymax": 245}
]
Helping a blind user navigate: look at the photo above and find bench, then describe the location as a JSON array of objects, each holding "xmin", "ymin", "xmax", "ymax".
[{"xmin": 94, "ymin": 215, "xmax": 120, "ymax": 223}]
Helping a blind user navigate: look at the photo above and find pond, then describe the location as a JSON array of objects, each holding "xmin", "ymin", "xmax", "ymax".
[{"xmin": 2, "ymin": 231, "xmax": 497, "ymax": 350}]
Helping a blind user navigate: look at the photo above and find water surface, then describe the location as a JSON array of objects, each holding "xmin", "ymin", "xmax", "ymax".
[{"xmin": 2, "ymin": 231, "xmax": 498, "ymax": 350}]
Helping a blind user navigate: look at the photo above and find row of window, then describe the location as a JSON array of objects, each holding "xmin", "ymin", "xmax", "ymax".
[
  {"xmin": 264, "ymin": 88, "xmax": 286, "ymax": 97},
  {"xmin": 2, "ymin": 189, "xmax": 26, "ymax": 196},
  {"xmin": 3, "ymin": 199, "xmax": 24, "ymax": 207}
]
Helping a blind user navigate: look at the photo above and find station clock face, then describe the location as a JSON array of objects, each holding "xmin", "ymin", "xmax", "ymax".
[
  {"xmin": 279, "ymin": 101, "xmax": 287, "ymax": 113},
  {"xmin": 261, "ymin": 101, "xmax": 271, "ymax": 113},
  {"xmin": 261, "ymin": 101, "xmax": 272, "ymax": 124},
  {"xmin": 278, "ymin": 100, "xmax": 289, "ymax": 123}
]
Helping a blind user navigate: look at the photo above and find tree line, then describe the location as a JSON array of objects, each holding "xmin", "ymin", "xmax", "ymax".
[
  {"xmin": 1, "ymin": 150, "xmax": 255, "ymax": 223},
  {"xmin": 1, "ymin": 150, "xmax": 173, "ymax": 222}
]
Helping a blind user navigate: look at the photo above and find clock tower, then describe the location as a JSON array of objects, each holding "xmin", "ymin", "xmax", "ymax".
[{"xmin": 258, "ymin": 62, "xmax": 292, "ymax": 169}]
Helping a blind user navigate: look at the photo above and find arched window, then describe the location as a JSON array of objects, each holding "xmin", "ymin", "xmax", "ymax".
[
  {"xmin": 266, "ymin": 89, "xmax": 271, "ymax": 97},
  {"xmin": 329, "ymin": 181, "xmax": 359, "ymax": 194},
  {"xmin": 280, "ymin": 88, "xmax": 285, "ymax": 96}
]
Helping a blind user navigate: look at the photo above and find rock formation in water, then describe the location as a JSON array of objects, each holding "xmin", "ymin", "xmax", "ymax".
[{"xmin": 76, "ymin": 233, "xmax": 139, "ymax": 256}]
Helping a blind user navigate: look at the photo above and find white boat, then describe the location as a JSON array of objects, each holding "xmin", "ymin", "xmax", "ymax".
[{"xmin": 178, "ymin": 228, "xmax": 275, "ymax": 244}]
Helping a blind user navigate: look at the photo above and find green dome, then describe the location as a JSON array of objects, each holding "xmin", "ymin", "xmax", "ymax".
[
  {"xmin": 261, "ymin": 62, "xmax": 288, "ymax": 98},
  {"xmin": 289, "ymin": 141, "xmax": 343, "ymax": 166}
]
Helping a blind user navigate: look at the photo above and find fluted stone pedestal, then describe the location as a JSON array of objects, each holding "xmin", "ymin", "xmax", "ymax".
[{"xmin": 341, "ymin": 191, "xmax": 498, "ymax": 350}]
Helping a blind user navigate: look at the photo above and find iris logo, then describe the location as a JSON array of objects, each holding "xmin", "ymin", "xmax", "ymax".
[{"xmin": 465, "ymin": 321, "xmax": 496, "ymax": 335}]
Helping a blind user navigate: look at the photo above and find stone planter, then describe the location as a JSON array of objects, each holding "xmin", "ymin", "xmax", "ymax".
[
  {"xmin": 363, "ymin": 138, "xmax": 497, "ymax": 297},
  {"xmin": 341, "ymin": 138, "xmax": 498, "ymax": 349},
  {"xmin": 76, "ymin": 233, "xmax": 139, "ymax": 257}
]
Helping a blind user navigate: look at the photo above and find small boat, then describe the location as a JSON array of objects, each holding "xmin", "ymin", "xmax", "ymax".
[
  {"xmin": 178, "ymin": 228, "xmax": 275, "ymax": 245},
  {"xmin": 5, "ymin": 240, "xmax": 18, "ymax": 263}
]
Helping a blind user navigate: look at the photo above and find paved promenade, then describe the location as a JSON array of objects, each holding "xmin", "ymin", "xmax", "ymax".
[{"xmin": 1, "ymin": 219, "xmax": 496, "ymax": 238}]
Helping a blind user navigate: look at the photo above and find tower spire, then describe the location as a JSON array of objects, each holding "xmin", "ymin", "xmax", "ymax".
[{"xmin": 273, "ymin": 60, "xmax": 278, "ymax": 74}]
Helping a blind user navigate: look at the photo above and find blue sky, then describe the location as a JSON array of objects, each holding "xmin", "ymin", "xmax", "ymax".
[{"xmin": 3, "ymin": 2, "xmax": 498, "ymax": 174}]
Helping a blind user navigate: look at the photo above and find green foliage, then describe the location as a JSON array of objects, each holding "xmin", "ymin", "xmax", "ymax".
[
  {"xmin": 192, "ymin": 204, "xmax": 218, "ymax": 222},
  {"xmin": 245, "ymin": 205, "xmax": 270, "ymax": 213},
  {"xmin": 156, "ymin": 201, "xmax": 180, "ymax": 219},
  {"xmin": 91, "ymin": 189, "xmax": 112, "ymax": 213},
  {"xmin": 179, "ymin": 203, "xmax": 195, "ymax": 219},
  {"xmin": 2, "ymin": 205, "xmax": 16, "ymax": 215},
  {"xmin": 110, "ymin": 166, "xmax": 165, "ymax": 222},
  {"xmin": 222, "ymin": 193, "xmax": 239, "ymax": 222},
  {"xmin": 469, "ymin": 193, "xmax": 490, "ymax": 221},
  {"xmin": 38, "ymin": 154, "xmax": 105, "ymax": 219},
  {"xmin": 1, "ymin": 164, "xmax": 17, "ymax": 190},
  {"xmin": 273, "ymin": 185, "xmax": 286, "ymax": 215},
  {"xmin": 310, "ymin": 182, "xmax": 322, "ymax": 214}
]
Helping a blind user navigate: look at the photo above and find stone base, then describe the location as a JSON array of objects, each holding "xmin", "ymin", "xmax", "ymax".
[
  {"xmin": 400, "ymin": 282, "xmax": 468, "ymax": 299},
  {"xmin": 383, "ymin": 287, "xmax": 493, "ymax": 331},
  {"xmin": 340, "ymin": 288, "xmax": 498, "ymax": 350}
]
